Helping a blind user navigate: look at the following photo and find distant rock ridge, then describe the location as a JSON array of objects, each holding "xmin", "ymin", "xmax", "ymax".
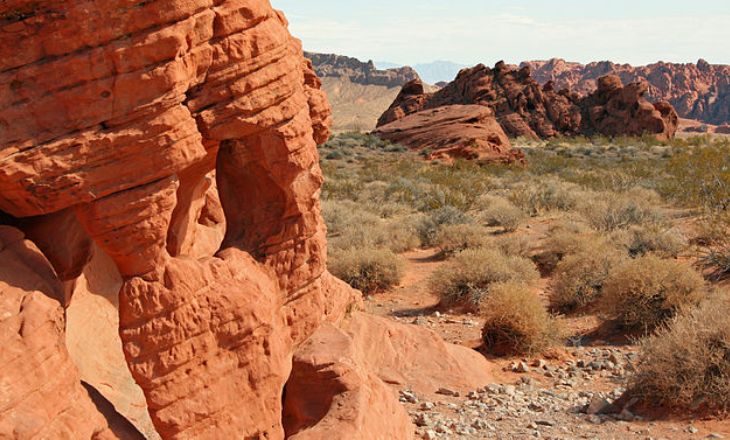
[
  {"xmin": 522, "ymin": 58, "xmax": 730, "ymax": 125},
  {"xmin": 376, "ymin": 62, "xmax": 678, "ymax": 154},
  {"xmin": 305, "ymin": 51, "xmax": 420, "ymax": 88}
]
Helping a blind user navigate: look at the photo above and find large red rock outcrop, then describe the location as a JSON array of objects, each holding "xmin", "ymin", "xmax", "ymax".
[
  {"xmin": 524, "ymin": 58, "xmax": 730, "ymax": 125},
  {"xmin": 283, "ymin": 313, "xmax": 494, "ymax": 439},
  {"xmin": 0, "ymin": 227, "xmax": 116, "ymax": 439},
  {"xmin": 377, "ymin": 62, "xmax": 678, "ymax": 142},
  {"xmin": 374, "ymin": 102, "xmax": 524, "ymax": 163},
  {"xmin": 0, "ymin": 1, "xmax": 492, "ymax": 439}
]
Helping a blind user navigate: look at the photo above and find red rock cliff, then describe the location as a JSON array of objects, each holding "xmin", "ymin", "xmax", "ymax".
[
  {"xmin": 523, "ymin": 58, "xmax": 730, "ymax": 125},
  {"xmin": 0, "ymin": 2, "xmax": 492, "ymax": 439}
]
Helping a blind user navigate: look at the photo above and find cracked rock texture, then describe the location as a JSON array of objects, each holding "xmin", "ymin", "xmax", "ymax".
[{"xmin": 0, "ymin": 1, "xmax": 491, "ymax": 439}]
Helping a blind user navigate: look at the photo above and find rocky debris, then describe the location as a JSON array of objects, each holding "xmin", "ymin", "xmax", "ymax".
[
  {"xmin": 397, "ymin": 346, "xmax": 677, "ymax": 440},
  {"xmin": 306, "ymin": 51, "xmax": 420, "ymax": 88},
  {"xmin": 373, "ymin": 104, "xmax": 526, "ymax": 163},
  {"xmin": 523, "ymin": 58, "xmax": 730, "ymax": 125},
  {"xmin": 377, "ymin": 62, "xmax": 678, "ymax": 142}
]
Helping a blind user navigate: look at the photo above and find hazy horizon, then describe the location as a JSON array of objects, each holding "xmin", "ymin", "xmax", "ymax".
[{"xmin": 272, "ymin": 0, "xmax": 730, "ymax": 67}]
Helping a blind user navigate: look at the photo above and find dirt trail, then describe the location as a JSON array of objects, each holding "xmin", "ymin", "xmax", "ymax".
[{"xmin": 364, "ymin": 247, "xmax": 730, "ymax": 440}]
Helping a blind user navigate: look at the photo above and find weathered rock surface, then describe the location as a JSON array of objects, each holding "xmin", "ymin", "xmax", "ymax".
[
  {"xmin": 342, "ymin": 313, "xmax": 493, "ymax": 396},
  {"xmin": 306, "ymin": 52, "xmax": 420, "ymax": 89},
  {"xmin": 374, "ymin": 104, "xmax": 525, "ymax": 163},
  {"xmin": 377, "ymin": 62, "xmax": 678, "ymax": 142},
  {"xmin": 284, "ymin": 323, "xmax": 415, "ymax": 440},
  {"xmin": 0, "ymin": 1, "xmax": 491, "ymax": 439},
  {"xmin": 0, "ymin": 226, "xmax": 114, "ymax": 439},
  {"xmin": 524, "ymin": 58, "xmax": 730, "ymax": 125}
]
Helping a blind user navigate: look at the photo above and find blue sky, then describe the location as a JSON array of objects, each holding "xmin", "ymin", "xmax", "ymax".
[{"xmin": 272, "ymin": 0, "xmax": 730, "ymax": 66}]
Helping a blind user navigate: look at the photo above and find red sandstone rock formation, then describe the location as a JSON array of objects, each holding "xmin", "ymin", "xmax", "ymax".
[
  {"xmin": 374, "ymin": 104, "xmax": 525, "ymax": 163},
  {"xmin": 377, "ymin": 62, "xmax": 677, "ymax": 142},
  {"xmin": 0, "ymin": 2, "xmax": 493, "ymax": 438},
  {"xmin": 523, "ymin": 58, "xmax": 730, "ymax": 125}
]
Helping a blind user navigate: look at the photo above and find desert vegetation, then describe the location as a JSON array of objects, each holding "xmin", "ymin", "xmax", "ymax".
[{"xmin": 320, "ymin": 131, "xmax": 730, "ymax": 417}]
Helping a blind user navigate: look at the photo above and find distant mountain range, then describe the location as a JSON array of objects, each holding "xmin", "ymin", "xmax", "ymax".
[
  {"xmin": 306, "ymin": 51, "xmax": 730, "ymax": 128},
  {"xmin": 376, "ymin": 60, "xmax": 467, "ymax": 84}
]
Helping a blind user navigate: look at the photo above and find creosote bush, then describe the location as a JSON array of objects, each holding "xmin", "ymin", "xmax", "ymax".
[
  {"xmin": 480, "ymin": 281, "xmax": 562, "ymax": 356},
  {"xmin": 417, "ymin": 206, "xmax": 470, "ymax": 246},
  {"xmin": 599, "ymin": 255, "xmax": 705, "ymax": 331},
  {"xmin": 434, "ymin": 223, "xmax": 491, "ymax": 257},
  {"xmin": 550, "ymin": 247, "xmax": 626, "ymax": 312},
  {"xmin": 534, "ymin": 228, "xmax": 609, "ymax": 275},
  {"xmin": 629, "ymin": 294, "xmax": 730, "ymax": 413},
  {"xmin": 611, "ymin": 225, "xmax": 688, "ymax": 258},
  {"xmin": 328, "ymin": 248, "xmax": 404, "ymax": 295},
  {"xmin": 429, "ymin": 248, "xmax": 539, "ymax": 309},
  {"xmin": 476, "ymin": 195, "xmax": 526, "ymax": 232}
]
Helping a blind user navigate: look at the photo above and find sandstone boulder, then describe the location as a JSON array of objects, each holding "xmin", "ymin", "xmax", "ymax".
[{"xmin": 374, "ymin": 104, "xmax": 525, "ymax": 163}]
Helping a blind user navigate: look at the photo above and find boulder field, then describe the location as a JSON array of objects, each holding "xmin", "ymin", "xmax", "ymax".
[
  {"xmin": 375, "ymin": 62, "xmax": 678, "ymax": 162},
  {"xmin": 0, "ymin": 1, "xmax": 492, "ymax": 439}
]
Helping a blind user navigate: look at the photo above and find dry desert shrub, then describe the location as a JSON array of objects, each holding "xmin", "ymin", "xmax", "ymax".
[
  {"xmin": 429, "ymin": 248, "xmax": 540, "ymax": 309},
  {"xmin": 475, "ymin": 195, "xmax": 526, "ymax": 232},
  {"xmin": 599, "ymin": 255, "xmax": 706, "ymax": 331},
  {"xmin": 417, "ymin": 206, "xmax": 471, "ymax": 246},
  {"xmin": 434, "ymin": 223, "xmax": 491, "ymax": 257},
  {"xmin": 323, "ymin": 200, "xmax": 420, "ymax": 253},
  {"xmin": 611, "ymin": 225, "xmax": 688, "ymax": 258},
  {"xmin": 629, "ymin": 294, "xmax": 730, "ymax": 413},
  {"xmin": 550, "ymin": 246, "xmax": 627, "ymax": 312},
  {"xmin": 534, "ymin": 226, "xmax": 609, "ymax": 275},
  {"xmin": 508, "ymin": 178, "xmax": 582, "ymax": 216},
  {"xmin": 480, "ymin": 281, "xmax": 563, "ymax": 356},
  {"xmin": 576, "ymin": 190, "xmax": 665, "ymax": 232},
  {"xmin": 491, "ymin": 234, "xmax": 534, "ymax": 258},
  {"xmin": 328, "ymin": 248, "xmax": 404, "ymax": 295}
]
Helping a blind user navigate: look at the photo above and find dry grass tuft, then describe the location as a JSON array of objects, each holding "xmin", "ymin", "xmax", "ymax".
[
  {"xmin": 476, "ymin": 195, "xmax": 526, "ymax": 232},
  {"xmin": 480, "ymin": 281, "xmax": 563, "ymax": 356},
  {"xmin": 429, "ymin": 248, "xmax": 539, "ymax": 309},
  {"xmin": 629, "ymin": 294, "xmax": 730, "ymax": 413},
  {"xmin": 550, "ymin": 246, "xmax": 627, "ymax": 312},
  {"xmin": 434, "ymin": 224, "xmax": 491, "ymax": 257},
  {"xmin": 328, "ymin": 248, "xmax": 404, "ymax": 295},
  {"xmin": 599, "ymin": 255, "xmax": 706, "ymax": 331}
]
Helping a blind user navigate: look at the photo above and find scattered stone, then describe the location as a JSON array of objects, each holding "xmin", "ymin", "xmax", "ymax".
[
  {"xmin": 584, "ymin": 396, "xmax": 611, "ymax": 415},
  {"xmin": 435, "ymin": 387, "xmax": 459, "ymax": 397},
  {"xmin": 423, "ymin": 429, "xmax": 438, "ymax": 440},
  {"xmin": 400, "ymin": 390, "xmax": 418, "ymax": 404}
]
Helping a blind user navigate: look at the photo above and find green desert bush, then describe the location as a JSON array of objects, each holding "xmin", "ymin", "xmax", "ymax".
[
  {"xmin": 629, "ymin": 294, "xmax": 730, "ymax": 413},
  {"xmin": 550, "ymin": 247, "xmax": 627, "ymax": 312},
  {"xmin": 476, "ymin": 195, "xmax": 526, "ymax": 232},
  {"xmin": 417, "ymin": 206, "xmax": 471, "ymax": 246},
  {"xmin": 429, "ymin": 248, "xmax": 539, "ymax": 309},
  {"xmin": 480, "ymin": 281, "xmax": 563, "ymax": 356},
  {"xmin": 599, "ymin": 255, "xmax": 706, "ymax": 331},
  {"xmin": 434, "ymin": 224, "xmax": 491, "ymax": 257},
  {"xmin": 328, "ymin": 248, "xmax": 404, "ymax": 295}
]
